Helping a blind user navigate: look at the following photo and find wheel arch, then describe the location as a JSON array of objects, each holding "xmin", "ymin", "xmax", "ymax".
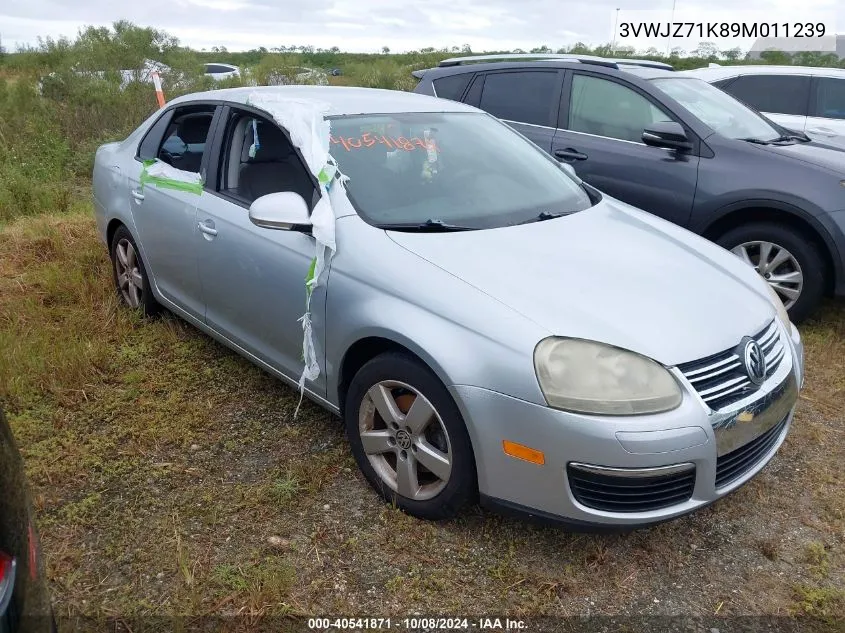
[
  {"xmin": 106, "ymin": 218, "xmax": 127, "ymax": 249},
  {"xmin": 699, "ymin": 203, "xmax": 839, "ymax": 294},
  {"xmin": 336, "ymin": 335, "xmax": 452, "ymax": 417}
]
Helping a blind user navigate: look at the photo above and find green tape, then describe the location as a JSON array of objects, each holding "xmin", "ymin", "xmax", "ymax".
[
  {"xmin": 140, "ymin": 160, "xmax": 203, "ymax": 195},
  {"xmin": 304, "ymin": 257, "xmax": 317, "ymax": 299}
]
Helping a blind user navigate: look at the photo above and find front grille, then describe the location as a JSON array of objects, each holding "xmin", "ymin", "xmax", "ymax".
[
  {"xmin": 568, "ymin": 464, "xmax": 695, "ymax": 513},
  {"xmin": 678, "ymin": 320, "xmax": 785, "ymax": 411},
  {"xmin": 715, "ymin": 415, "xmax": 788, "ymax": 488}
]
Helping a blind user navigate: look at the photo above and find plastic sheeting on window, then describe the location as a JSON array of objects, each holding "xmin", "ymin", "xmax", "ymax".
[
  {"xmin": 245, "ymin": 92, "xmax": 355, "ymax": 417},
  {"xmin": 140, "ymin": 159, "xmax": 203, "ymax": 195}
]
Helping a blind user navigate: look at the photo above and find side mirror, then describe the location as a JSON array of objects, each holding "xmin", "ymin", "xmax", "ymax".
[
  {"xmin": 642, "ymin": 121, "xmax": 693, "ymax": 151},
  {"xmin": 248, "ymin": 192, "xmax": 311, "ymax": 231}
]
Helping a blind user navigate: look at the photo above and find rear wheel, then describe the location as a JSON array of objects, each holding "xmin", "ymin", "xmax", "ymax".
[
  {"xmin": 344, "ymin": 352, "xmax": 477, "ymax": 520},
  {"xmin": 717, "ymin": 222, "xmax": 825, "ymax": 323},
  {"xmin": 110, "ymin": 225, "xmax": 160, "ymax": 317}
]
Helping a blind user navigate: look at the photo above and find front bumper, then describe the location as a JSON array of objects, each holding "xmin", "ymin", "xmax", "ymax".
[{"xmin": 452, "ymin": 322, "xmax": 804, "ymax": 528}]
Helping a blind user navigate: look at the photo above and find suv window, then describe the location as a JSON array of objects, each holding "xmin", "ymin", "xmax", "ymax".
[
  {"xmin": 432, "ymin": 74, "xmax": 471, "ymax": 101},
  {"xmin": 156, "ymin": 106, "xmax": 216, "ymax": 173},
  {"xmin": 812, "ymin": 77, "xmax": 845, "ymax": 119},
  {"xmin": 206, "ymin": 64, "xmax": 234, "ymax": 74},
  {"xmin": 478, "ymin": 71, "xmax": 558, "ymax": 127},
  {"xmin": 569, "ymin": 74, "xmax": 671, "ymax": 143},
  {"xmin": 722, "ymin": 75, "xmax": 810, "ymax": 116},
  {"xmin": 218, "ymin": 110, "xmax": 316, "ymax": 208}
]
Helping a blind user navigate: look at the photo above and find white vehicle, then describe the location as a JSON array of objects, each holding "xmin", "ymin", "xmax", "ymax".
[
  {"xmin": 204, "ymin": 63, "xmax": 241, "ymax": 81},
  {"xmin": 265, "ymin": 67, "xmax": 328, "ymax": 86},
  {"xmin": 683, "ymin": 65, "xmax": 845, "ymax": 147}
]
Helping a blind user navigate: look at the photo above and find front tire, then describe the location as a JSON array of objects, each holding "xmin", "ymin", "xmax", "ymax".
[
  {"xmin": 344, "ymin": 352, "xmax": 477, "ymax": 520},
  {"xmin": 110, "ymin": 225, "xmax": 160, "ymax": 317},
  {"xmin": 716, "ymin": 222, "xmax": 825, "ymax": 323}
]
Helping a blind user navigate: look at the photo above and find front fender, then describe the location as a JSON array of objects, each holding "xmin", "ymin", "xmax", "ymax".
[{"xmin": 323, "ymin": 219, "xmax": 550, "ymax": 409}]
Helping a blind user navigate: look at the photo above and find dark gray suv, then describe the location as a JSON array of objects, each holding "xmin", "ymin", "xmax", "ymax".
[{"xmin": 413, "ymin": 55, "xmax": 845, "ymax": 322}]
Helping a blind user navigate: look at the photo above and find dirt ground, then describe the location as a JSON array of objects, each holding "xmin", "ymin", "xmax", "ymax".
[{"xmin": 1, "ymin": 212, "xmax": 843, "ymax": 632}]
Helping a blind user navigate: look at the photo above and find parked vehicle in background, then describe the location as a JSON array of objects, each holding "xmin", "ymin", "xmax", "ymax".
[
  {"xmin": 264, "ymin": 67, "xmax": 329, "ymax": 86},
  {"xmin": 93, "ymin": 85, "xmax": 803, "ymax": 529},
  {"xmin": 413, "ymin": 54, "xmax": 845, "ymax": 322},
  {"xmin": 682, "ymin": 65, "xmax": 845, "ymax": 148},
  {"xmin": 204, "ymin": 62, "xmax": 241, "ymax": 81},
  {"xmin": 38, "ymin": 59, "xmax": 183, "ymax": 96},
  {"xmin": 0, "ymin": 407, "xmax": 53, "ymax": 633}
]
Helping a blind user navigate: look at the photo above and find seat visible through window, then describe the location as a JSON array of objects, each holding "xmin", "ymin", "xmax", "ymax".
[
  {"xmin": 158, "ymin": 112, "xmax": 213, "ymax": 173},
  {"xmin": 235, "ymin": 119, "xmax": 315, "ymax": 206}
]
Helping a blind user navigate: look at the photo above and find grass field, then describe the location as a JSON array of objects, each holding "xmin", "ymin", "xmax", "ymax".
[{"xmin": 1, "ymin": 207, "xmax": 844, "ymax": 629}]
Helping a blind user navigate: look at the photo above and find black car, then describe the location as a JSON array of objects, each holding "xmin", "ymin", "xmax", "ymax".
[
  {"xmin": 413, "ymin": 54, "xmax": 845, "ymax": 322},
  {"xmin": 0, "ymin": 407, "xmax": 52, "ymax": 633}
]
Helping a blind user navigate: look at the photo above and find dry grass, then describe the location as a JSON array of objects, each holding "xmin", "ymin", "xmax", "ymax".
[{"xmin": 1, "ymin": 209, "xmax": 844, "ymax": 627}]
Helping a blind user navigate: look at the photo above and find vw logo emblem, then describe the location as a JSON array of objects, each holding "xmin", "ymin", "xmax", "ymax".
[
  {"xmin": 396, "ymin": 429, "xmax": 412, "ymax": 450},
  {"xmin": 743, "ymin": 339, "xmax": 767, "ymax": 385}
]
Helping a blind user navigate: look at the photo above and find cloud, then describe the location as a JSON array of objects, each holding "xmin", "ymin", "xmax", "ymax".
[{"xmin": 2, "ymin": 0, "xmax": 843, "ymax": 53}]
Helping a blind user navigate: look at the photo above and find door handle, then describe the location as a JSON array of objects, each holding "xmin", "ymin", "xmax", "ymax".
[
  {"xmin": 197, "ymin": 221, "xmax": 218, "ymax": 237},
  {"xmin": 131, "ymin": 189, "xmax": 145, "ymax": 202},
  {"xmin": 554, "ymin": 148, "xmax": 588, "ymax": 161}
]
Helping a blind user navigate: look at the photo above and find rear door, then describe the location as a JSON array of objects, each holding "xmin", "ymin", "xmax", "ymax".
[
  {"xmin": 552, "ymin": 70, "xmax": 699, "ymax": 227},
  {"xmin": 808, "ymin": 76, "xmax": 845, "ymax": 138},
  {"xmin": 463, "ymin": 69, "xmax": 563, "ymax": 153},
  {"xmin": 129, "ymin": 104, "xmax": 220, "ymax": 320},
  {"xmin": 717, "ymin": 74, "xmax": 811, "ymax": 134}
]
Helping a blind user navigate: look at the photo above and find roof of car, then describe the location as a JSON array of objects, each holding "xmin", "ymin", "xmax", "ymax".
[
  {"xmin": 418, "ymin": 59, "xmax": 679, "ymax": 84},
  {"xmin": 168, "ymin": 85, "xmax": 478, "ymax": 116},
  {"xmin": 681, "ymin": 65, "xmax": 845, "ymax": 80}
]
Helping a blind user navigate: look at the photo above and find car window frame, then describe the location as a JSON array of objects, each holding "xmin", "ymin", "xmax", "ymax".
[
  {"xmin": 561, "ymin": 70, "xmax": 703, "ymax": 156},
  {"xmin": 722, "ymin": 73, "xmax": 812, "ymax": 117},
  {"xmin": 134, "ymin": 102, "xmax": 223, "ymax": 187},
  {"xmin": 204, "ymin": 103, "xmax": 321, "ymax": 212},
  {"xmin": 472, "ymin": 69, "xmax": 564, "ymax": 129},
  {"xmin": 809, "ymin": 75, "xmax": 845, "ymax": 120}
]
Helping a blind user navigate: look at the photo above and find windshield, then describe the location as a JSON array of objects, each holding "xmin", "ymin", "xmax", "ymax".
[
  {"xmin": 328, "ymin": 112, "xmax": 593, "ymax": 229},
  {"xmin": 651, "ymin": 77, "xmax": 781, "ymax": 142}
]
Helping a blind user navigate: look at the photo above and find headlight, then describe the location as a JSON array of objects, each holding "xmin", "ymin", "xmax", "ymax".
[
  {"xmin": 764, "ymin": 283, "xmax": 791, "ymax": 331},
  {"xmin": 534, "ymin": 338, "xmax": 682, "ymax": 415}
]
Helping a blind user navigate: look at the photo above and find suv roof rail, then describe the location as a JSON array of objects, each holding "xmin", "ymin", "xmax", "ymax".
[{"xmin": 437, "ymin": 53, "xmax": 674, "ymax": 71}]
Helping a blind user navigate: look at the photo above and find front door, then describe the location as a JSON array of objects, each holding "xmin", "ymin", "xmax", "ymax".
[
  {"xmin": 197, "ymin": 107, "xmax": 325, "ymax": 389},
  {"xmin": 552, "ymin": 71, "xmax": 699, "ymax": 228}
]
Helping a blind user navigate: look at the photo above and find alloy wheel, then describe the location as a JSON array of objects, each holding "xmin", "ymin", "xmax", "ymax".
[
  {"xmin": 731, "ymin": 240, "xmax": 804, "ymax": 310},
  {"xmin": 358, "ymin": 380, "xmax": 452, "ymax": 501},
  {"xmin": 114, "ymin": 238, "xmax": 144, "ymax": 308}
]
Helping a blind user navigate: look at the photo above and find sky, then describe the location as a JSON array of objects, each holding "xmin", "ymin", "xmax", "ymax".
[{"xmin": 1, "ymin": 0, "xmax": 843, "ymax": 54}]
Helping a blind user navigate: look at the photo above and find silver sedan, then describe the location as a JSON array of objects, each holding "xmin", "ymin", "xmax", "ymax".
[{"xmin": 93, "ymin": 86, "xmax": 804, "ymax": 528}]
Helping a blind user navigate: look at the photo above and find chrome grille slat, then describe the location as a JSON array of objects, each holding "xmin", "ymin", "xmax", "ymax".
[
  {"xmin": 701, "ymin": 381, "xmax": 753, "ymax": 404},
  {"xmin": 684, "ymin": 353, "xmax": 740, "ymax": 378},
  {"xmin": 678, "ymin": 320, "xmax": 786, "ymax": 411},
  {"xmin": 758, "ymin": 322, "xmax": 779, "ymax": 348},
  {"xmin": 687, "ymin": 359, "xmax": 742, "ymax": 384},
  {"xmin": 698, "ymin": 375, "xmax": 751, "ymax": 400}
]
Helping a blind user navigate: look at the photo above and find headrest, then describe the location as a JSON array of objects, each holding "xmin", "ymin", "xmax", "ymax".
[
  {"xmin": 177, "ymin": 115, "xmax": 211, "ymax": 144},
  {"xmin": 241, "ymin": 120, "xmax": 294, "ymax": 163}
]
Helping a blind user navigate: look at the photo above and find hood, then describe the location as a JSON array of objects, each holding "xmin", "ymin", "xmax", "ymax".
[
  {"xmin": 755, "ymin": 140, "xmax": 845, "ymax": 174},
  {"xmin": 387, "ymin": 200, "xmax": 775, "ymax": 366}
]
